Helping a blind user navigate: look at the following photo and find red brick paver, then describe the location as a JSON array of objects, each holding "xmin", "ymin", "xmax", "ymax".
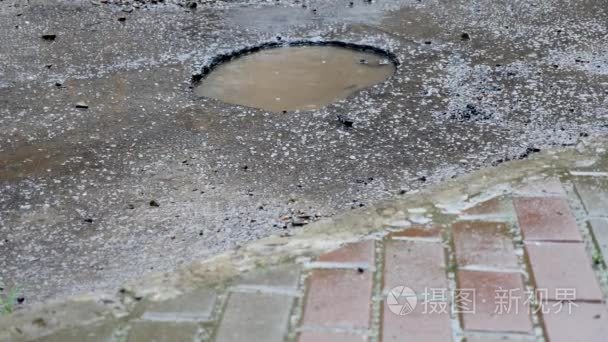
[
  {"xmin": 381, "ymin": 300, "xmax": 452, "ymax": 342},
  {"xmin": 453, "ymin": 221, "xmax": 518, "ymax": 269},
  {"xmin": 383, "ymin": 239, "xmax": 447, "ymax": 294},
  {"xmin": 456, "ymin": 270, "xmax": 533, "ymax": 334},
  {"xmin": 514, "ymin": 197, "xmax": 582, "ymax": 242},
  {"xmin": 525, "ymin": 242, "xmax": 603, "ymax": 301},
  {"xmin": 541, "ymin": 302, "xmax": 608, "ymax": 342},
  {"xmin": 301, "ymin": 269, "xmax": 373, "ymax": 329},
  {"xmin": 317, "ymin": 240, "xmax": 375, "ymax": 264}
]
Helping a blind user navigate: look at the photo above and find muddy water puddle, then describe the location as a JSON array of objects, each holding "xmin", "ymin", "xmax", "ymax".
[{"xmin": 195, "ymin": 45, "xmax": 396, "ymax": 112}]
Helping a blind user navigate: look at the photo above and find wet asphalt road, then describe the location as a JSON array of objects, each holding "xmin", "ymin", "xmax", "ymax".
[{"xmin": 1, "ymin": 0, "xmax": 608, "ymax": 302}]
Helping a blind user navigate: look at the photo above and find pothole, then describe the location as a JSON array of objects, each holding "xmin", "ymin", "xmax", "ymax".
[{"xmin": 193, "ymin": 42, "xmax": 397, "ymax": 112}]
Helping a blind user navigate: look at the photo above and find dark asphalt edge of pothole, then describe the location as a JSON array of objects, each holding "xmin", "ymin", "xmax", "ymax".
[{"xmin": 190, "ymin": 39, "xmax": 400, "ymax": 85}]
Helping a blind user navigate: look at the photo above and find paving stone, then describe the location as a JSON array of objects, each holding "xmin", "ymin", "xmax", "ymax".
[
  {"xmin": 127, "ymin": 320, "xmax": 199, "ymax": 342},
  {"xmin": 32, "ymin": 321, "xmax": 117, "ymax": 342},
  {"xmin": 456, "ymin": 270, "xmax": 533, "ymax": 334},
  {"xmin": 0, "ymin": 298, "xmax": 118, "ymax": 341},
  {"xmin": 301, "ymin": 269, "xmax": 373, "ymax": 329},
  {"xmin": 140, "ymin": 288, "xmax": 216, "ymax": 322},
  {"xmin": 383, "ymin": 240, "xmax": 447, "ymax": 294},
  {"xmin": 317, "ymin": 240, "xmax": 375, "ymax": 264},
  {"xmin": 515, "ymin": 178, "xmax": 567, "ymax": 197},
  {"xmin": 453, "ymin": 221, "xmax": 518, "ymax": 269},
  {"xmin": 541, "ymin": 302, "xmax": 608, "ymax": 342},
  {"xmin": 525, "ymin": 242, "xmax": 603, "ymax": 301},
  {"xmin": 389, "ymin": 225, "xmax": 442, "ymax": 239},
  {"xmin": 514, "ymin": 197, "xmax": 582, "ymax": 242},
  {"xmin": 462, "ymin": 197, "xmax": 502, "ymax": 216},
  {"xmin": 235, "ymin": 264, "xmax": 301, "ymax": 290},
  {"xmin": 215, "ymin": 292, "xmax": 294, "ymax": 342},
  {"xmin": 589, "ymin": 218, "xmax": 608, "ymax": 265},
  {"xmin": 574, "ymin": 179, "xmax": 608, "ymax": 217},
  {"xmin": 381, "ymin": 297, "xmax": 452, "ymax": 341},
  {"xmin": 298, "ymin": 331, "xmax": 368, "ymax": 342}
]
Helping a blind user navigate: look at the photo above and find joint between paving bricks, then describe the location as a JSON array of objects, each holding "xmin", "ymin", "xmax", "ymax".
[
  {"xmin": 295, "ymin": 325, "xmax": 371, "ymax": 335},
  {"xmin": 303, "ymin": 261, "xmax": 376, "ymax": 271},
  {"xmin": 206, "ymin": 287, "xmax": 230, "ymax": 342},
  {"xmin": 389, "ymin": 236, "xmax": 443, "ymax": 243},
  {"xmin": 286, "ymin": 265, "xmax": 309, "ymax": 342},
  {"xmin": 113, "ymin": 324, "xmax": 130, "ymax": 342},
  {"xmin": 443, "ymin": 222, "xmax": 464, "ymax": 342},
  {"xmin": 507, "ymin": 218, "xmax": 545, "ymax": 341},
  {"xmin": 228, "ymin": 285, "xmax": 302, "ymax": 297},
  {"xmin": 456, "ymin": 214, "xmax": 511, "ymax": 222},
  {"xmin": 369, "ymin": 238, "xmax": 384, "ymax": 342}
]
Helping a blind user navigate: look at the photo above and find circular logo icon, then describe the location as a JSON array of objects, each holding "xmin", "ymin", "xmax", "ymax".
[{"xmin": 386, "ymin": 286, "xmax": 417, "ymax": 315}]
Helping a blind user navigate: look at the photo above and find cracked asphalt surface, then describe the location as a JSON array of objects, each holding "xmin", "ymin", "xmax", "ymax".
[{"xmin": 1, "ymin": 0, "xmax": 608, "ymax": 303}]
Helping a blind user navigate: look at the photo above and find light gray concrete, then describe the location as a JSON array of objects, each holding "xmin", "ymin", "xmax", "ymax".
[{"xmin": 214, "ymin": 292, "xmax": 295, "ymax": 342}]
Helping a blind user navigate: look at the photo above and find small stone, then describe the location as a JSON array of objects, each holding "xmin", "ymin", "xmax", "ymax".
[
  {"xmin": 84, "ymin": 218, "xmax": 94, "ymax": 223},
  {"xmin": 461, "ymin": 32, "xmax": 471, "ymax": 41},
  {"xmin": 75, "ymin": 102, "xmax": 89, "ymax": 109},
  {"xmin": 41, "ymin": 34, "xmax": 56, "ymax": 41},
  {"xmin": 292, "ymin": 218, "xmax": 309, "ymax": 226},
  {"xmin": 149, "ymin": 200, "xmax": 160, "ymax": 207},
  {"xmin": 118, "ymin": 16, "xmax": 127, "ymax": 22},
  {"xmin": 337, "ymin": 114, "xmax": 354, "ymax": 128}
]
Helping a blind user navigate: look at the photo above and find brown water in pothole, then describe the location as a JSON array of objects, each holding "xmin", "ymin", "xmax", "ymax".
[{"xmin": 195, "ymin": 45, "xmax": 396, "ymax": 112}]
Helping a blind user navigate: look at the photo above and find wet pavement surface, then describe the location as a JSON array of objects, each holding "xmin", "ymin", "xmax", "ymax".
[
  {"xmin": 1, "ymin": 0, "xmax": 608, "ymax": 303},
  {"xmin": 195, "ymin": 44, "xmax": 395, "ymax": 112}
]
